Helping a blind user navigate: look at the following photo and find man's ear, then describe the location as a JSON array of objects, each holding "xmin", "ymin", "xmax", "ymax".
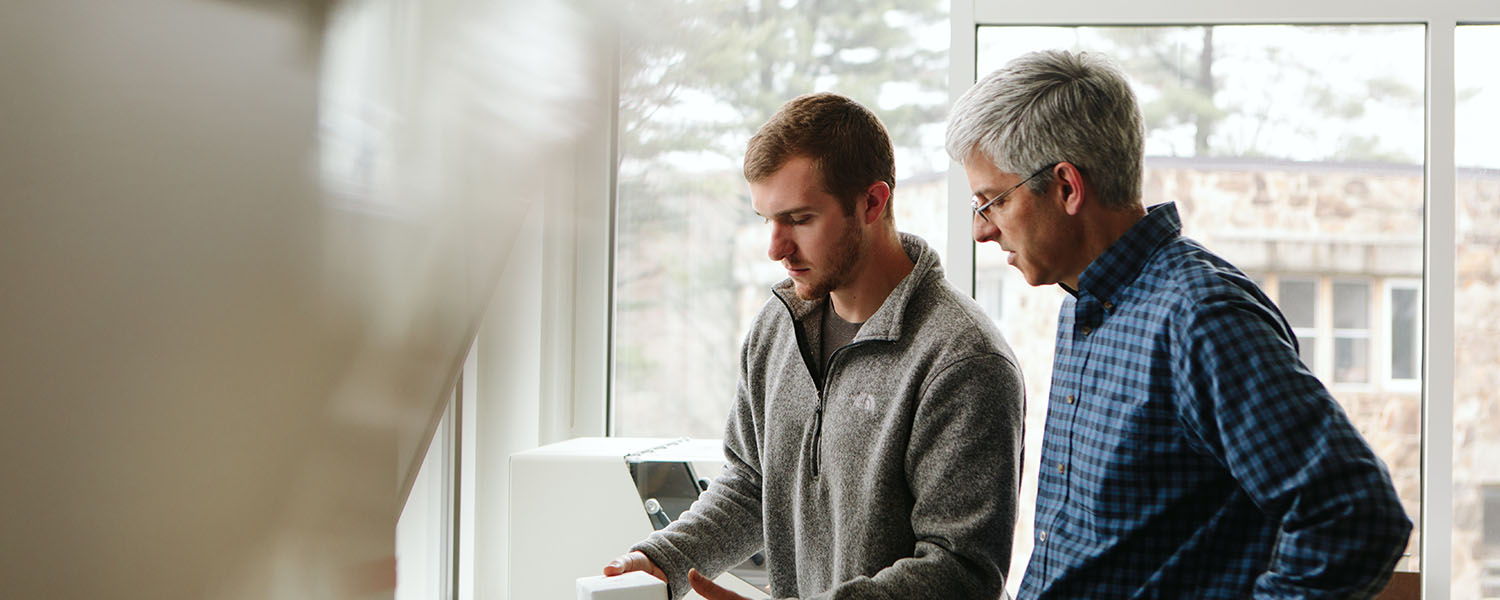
[
  {"xmin": 860, "ymin": 181, "xmax": 892, "ymax": 225},
  {"xmin": 1054, "ymin": 162, "xmax": 1087, "ymax": 216}
]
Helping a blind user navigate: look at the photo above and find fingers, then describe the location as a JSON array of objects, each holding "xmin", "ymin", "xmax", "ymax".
[
  {"xmin": 602, "ymin": 551, "xmax": 643, "ymax": 576},
  {"xmin": 602, "ymin": 551, "xmax": 665, "ymax": 581},
  {"xmin": 602, "ymin": 554, "xmax": 623, "ymax": 576},
  {"xmin": 688, "ymin": 569, "xmax": 749, "ymax": 600}
]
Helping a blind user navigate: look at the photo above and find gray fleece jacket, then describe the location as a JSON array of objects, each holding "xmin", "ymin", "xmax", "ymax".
[{"xmin": 633, "ymin": 233, "xmax": 1024, "ymax": 600}]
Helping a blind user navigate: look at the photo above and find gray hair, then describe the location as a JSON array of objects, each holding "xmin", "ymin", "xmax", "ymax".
[{"xmin": 945, "ymin": 49, "xmax": 1144, "ymax": 209}]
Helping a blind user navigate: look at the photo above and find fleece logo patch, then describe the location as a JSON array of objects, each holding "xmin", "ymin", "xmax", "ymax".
[{"xmin": 854, "ymin": 393, "xmax": 879, "ymax": 412}]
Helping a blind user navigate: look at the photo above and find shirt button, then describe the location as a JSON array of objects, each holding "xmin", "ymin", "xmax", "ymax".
[
  {"xmin": 1103, "ymin": 301, "xmax": 1114, "ymax": 312},
  {"xmin": 1080, "ymin": 326, "xmax": 1092, "ymax": 336},
  {"xmin": 1056, "ymin": 463, "xmax": 1066, "ymax": 474},
  {"xmin": 1038, "ymin": 531, "xmax": 1047, "ymax": 542},
  {"xmin": 1066, "ymin": 395, "xmax": 1075, "ymax": 404}
]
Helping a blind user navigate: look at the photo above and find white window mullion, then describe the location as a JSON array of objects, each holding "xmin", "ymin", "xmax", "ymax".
[
  {"xmin": 949, "ymin": 0, "xmax": 978, "ymax": 297},
  {"xmin": 568, "ymin": 32, "xmax": 620, "ymax": 440},
  {"xmin": 1423, "ymin": 15, "xmax": 1457, "ymax": 598}
]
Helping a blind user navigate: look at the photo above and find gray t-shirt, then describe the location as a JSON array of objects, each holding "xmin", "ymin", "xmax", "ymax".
[{"xmin": 817, "ymin": 303, "xmax": 862, "ymax": 378}]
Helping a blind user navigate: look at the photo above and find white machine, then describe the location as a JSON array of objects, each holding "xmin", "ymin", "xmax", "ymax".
[
  {"xmin": 509, "ymin": 438, "xmax": 769, "ymax": 600},
  {"xmin": 576, "ymin": 572, "xmax": 667, "ymax": 600}
]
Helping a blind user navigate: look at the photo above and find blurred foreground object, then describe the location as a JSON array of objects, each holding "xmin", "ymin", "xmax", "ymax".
[{"xmin": 0, "ymin": 0, "xmax": 609, "ymax": 597}]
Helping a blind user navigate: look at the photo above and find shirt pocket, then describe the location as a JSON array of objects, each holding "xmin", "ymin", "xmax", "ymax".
[{"xmin": 1070, "ymin": 393, "xmax": 1179, "ymax": 534}]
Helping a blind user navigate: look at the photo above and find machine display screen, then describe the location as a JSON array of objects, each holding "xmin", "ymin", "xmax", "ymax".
[
  {"xmin": 626, "ymin": 459, "xmax": 703, "ymax": 526},
  {"xmin": 623, "ymin": 456, "xmax": 770, "ymax": 592}
]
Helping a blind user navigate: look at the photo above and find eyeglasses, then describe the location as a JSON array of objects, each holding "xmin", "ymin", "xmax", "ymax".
[{"xmin": 970, "ymin": 163, "xmax": 1057, "ymax": 224}]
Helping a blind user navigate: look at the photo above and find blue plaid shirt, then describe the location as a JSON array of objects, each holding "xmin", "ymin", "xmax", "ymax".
[{"xmin": 1017, "ymin": 203, "xmax": 1412, "ymax": 599}]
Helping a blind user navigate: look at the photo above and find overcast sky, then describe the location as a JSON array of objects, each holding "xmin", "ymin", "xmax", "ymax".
[{"xmin": 977, "ymin": 24, "xmax": 1500, "ymax": 170}]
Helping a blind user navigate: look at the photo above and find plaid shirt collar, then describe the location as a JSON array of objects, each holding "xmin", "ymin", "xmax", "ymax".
[{"xmin": 1070, "ymin": 202, "xmax": 1181, "ymax": 305}]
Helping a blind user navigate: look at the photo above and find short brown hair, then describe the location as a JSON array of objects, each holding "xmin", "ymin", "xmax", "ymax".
[{"xmin": 744, "ymin": 93, "xmax": 896, "ymax": 217}]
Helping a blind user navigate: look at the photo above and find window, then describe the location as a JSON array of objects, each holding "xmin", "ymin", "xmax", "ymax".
[
  {"xmin": 1332, "ymin": 279, "xmax": 1372, "ymax": 384},
  {"xmin": 1486, "ymin": 486, "xmax": 1500, "ymax": 548},
  {"xmin": 1458, "ymin": 23, "xmax": 1500, "ymax": 599},
  {"xmin": 977, "ymin": 274, "xmax": 1005, "ymax": 321},
  {"xmin": 1387, "ymin": 280, "xmax": 1421, "ymax": 383},
  {"xmin": 397, "ymin": 394, "xmax": 457, "ymax": 600},
  {"xmin": 610, "ymin": 0, "xmax": 952, "ymax": 437},
  {"xmin": 1262, "ymin": 275, "xmax": 1413, "ymax": 385},
  {"xmin": 1487, "ymin": 485, "xmax": 1500, "ymax": 598},
  {"xmin": 1280, "ymin": 278, "xmax": 1319, "ymax": 371}
]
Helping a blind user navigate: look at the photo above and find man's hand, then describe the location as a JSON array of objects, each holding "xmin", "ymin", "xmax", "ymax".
[
  {"xmin": 688, "ymin": 569, "xmax": 753, "ymax": 600},
  {"xmin": 602, "ymin": 551, "xmax": 666, "ymax": 581}
]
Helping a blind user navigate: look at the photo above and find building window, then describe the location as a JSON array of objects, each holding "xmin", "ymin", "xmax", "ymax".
[
  {"xmin": 1270, "ymin": 276, "xmax": 1406, "ymax": 386},
  {"xmin": 1485, "ymin": 485, "xmax": 1500, "ymax": 548},
  {"xmin": 1485, "ymin": 485, "xmax": 1500, "ymax": 597},
  {"xmin": 1388, "ymin": 281, "xmax": 1421, "ymax": 382},
  {"xmin": 1332, "ymin": 280, "xmax": 1371, "ymax": 384},
  {"xmin": 977, "ymin": 274, "xmax": 1004, "ymax": 322},
  {"xmin": 1279, "ymin": 278, "xmax": 1319, "ymax": 372}
]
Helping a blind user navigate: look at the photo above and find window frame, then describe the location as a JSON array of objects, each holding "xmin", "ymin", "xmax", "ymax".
[
  {"xmin": 976, "ymin": 272, "xmax": 1007, "ymax": 322},
  {"xmin": 1264, "ymin": 274, "xmax": 1420, "ymax": 388},
  {"xmin": 1331, "ymin": 277, "xmax": 1374, "ymax": 388},
  {"xmin": 1385, "ymin": 278, "xmax": 1423, "ymax": 388},
  {"xmin": 1278, "ymin": 275, "xmax": 1323, "ymax": 374}
]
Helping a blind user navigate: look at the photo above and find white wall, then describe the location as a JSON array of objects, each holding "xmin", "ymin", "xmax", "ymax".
[
  {"xmin": 471, "ymin": 118, "xmax": 616, "ymax": 598},
  {"xmin": 474, "ymin": 203, "xmax": 545, "ymax": 600}
]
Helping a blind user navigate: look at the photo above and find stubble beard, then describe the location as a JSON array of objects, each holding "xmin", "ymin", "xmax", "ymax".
[{"xmin": 794, "ymin": 215, "xmax": 865, "ymax": 301}]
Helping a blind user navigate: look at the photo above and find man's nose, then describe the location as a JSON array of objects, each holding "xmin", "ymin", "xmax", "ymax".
[
  {"xmin": 767, "ymin": 223, "xmax": 793, "ymax": 262},
  {"xmin": 973, "ymin": 214, "xmax": 999, "ymax": 244}
]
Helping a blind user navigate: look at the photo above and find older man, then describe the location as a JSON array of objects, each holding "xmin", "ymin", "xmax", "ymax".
[{"xmin": 947, "ymin": 49, "xmax": 1412, "ymax": 598}]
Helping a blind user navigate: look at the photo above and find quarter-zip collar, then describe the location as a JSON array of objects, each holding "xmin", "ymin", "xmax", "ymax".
[
  {"xmin": 769, "ymin": 232, "xmax": 941, "ymax": 479},
  {"xmin": 770, "ymin": 232, "xmax": 940, "ymax": 346}
]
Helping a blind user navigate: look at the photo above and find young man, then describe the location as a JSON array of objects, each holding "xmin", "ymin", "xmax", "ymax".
[
  {"xmin": 604, "ymin": 93, "xmax": 1025, "ymax": 599},
  {"xmin": 946, "ymin": 49, "xmax": 1412, "ymax": 598}
]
